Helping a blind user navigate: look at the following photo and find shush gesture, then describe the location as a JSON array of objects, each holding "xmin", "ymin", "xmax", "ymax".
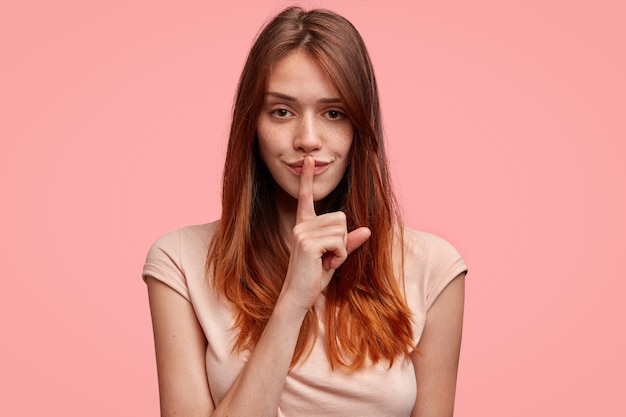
[{"xmin": 280, "ymin": 156, "xmax": 371, "ymax": 312}]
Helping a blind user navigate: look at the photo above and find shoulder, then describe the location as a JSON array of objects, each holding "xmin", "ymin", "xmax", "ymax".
[
  {"xmin": 146, "ymin": 221, "xmax": 219, "ymax": 258},
  {"xmin": 400, "ymin": 226, "xmax": 465, "ymax": 269},
  {"xmin": 142, "ymin": 221, "xmax": 219, "ymax": 300},
  {"xmin": 396, "ymin": 225, "xmax": 467, "ymax": 310}
]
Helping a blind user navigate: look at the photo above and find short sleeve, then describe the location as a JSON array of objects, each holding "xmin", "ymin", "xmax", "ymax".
[
  {"xmin": 424, "ymin": 234, "xmax": 467, "ymax": 311},
  {"xmin": 142, "ymin": 229, "xmax": 191, "ymax": 301}
]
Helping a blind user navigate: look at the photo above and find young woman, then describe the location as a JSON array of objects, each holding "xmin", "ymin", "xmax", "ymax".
[{"xmin": 143, "ymin": 7, "xmax": 467, "ymax": 417}]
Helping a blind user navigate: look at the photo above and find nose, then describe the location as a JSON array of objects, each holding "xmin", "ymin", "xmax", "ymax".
[{"xmin": 293, "ymin": 114, "xmax": 322, "ymax": 152}]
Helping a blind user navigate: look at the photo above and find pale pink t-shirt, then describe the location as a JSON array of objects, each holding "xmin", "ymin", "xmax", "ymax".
[{"xmin": 142, "ymin": 222, "xmax": 467, "ymax": 417}]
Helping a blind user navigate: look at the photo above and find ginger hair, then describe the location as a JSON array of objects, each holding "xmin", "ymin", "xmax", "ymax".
[{"xmin": 207, "ymin": 7, "xmax": 414, "ymax": 370}]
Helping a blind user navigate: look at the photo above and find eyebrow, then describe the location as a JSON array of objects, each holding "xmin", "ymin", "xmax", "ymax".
[{"xmin": 265, "ymin": 91, "xmax": 343, "ymax": 104}]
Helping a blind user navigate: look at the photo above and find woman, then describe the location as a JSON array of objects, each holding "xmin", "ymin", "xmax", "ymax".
[{"xmin": 143, "ymin": 7, "xmax": 467, "ymax": 417}]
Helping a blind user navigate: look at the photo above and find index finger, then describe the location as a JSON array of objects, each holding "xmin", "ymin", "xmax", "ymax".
[{"xmin": 296, "ymin": 156, "xmax": 316, "ymax": 223}]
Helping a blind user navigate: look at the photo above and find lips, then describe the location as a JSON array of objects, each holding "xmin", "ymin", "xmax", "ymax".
[{"xmin": 287, "ymin": 159, "xmax": 331, "ymax": 175}]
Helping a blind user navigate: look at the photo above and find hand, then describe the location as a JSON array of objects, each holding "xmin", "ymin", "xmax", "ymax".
[{"xmin": 279, "ymin": 156, "xmax": 371, "ymax": 312}]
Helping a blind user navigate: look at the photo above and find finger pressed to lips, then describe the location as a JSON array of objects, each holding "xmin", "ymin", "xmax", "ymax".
[{"xmin": 296, "ymin": 156, "xmax": 317, "ymax": 223}]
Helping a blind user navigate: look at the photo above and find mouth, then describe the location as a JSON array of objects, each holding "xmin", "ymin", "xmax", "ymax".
[{"xmin": 287, "ymin": 160, "xmax": 331, "ymax": 175}]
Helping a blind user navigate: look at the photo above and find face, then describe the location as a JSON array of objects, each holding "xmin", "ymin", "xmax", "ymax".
[{"xmin": 256, "ymin": 50, "xmax": 354, "ymax": 203}]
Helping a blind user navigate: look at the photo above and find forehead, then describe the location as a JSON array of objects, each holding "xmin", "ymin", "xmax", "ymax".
[{"xmin": 266, "ymin": 50, "xmax": 340, "ymax": 100}]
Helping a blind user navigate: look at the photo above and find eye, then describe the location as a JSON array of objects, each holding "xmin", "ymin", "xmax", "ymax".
[
  {"xmin": 271, "ymin": 108, "xmax": 293, "ymax": 118},
  {"xmin": 325, "ymin": 110, "xmax": 345, "ymax": 120}
]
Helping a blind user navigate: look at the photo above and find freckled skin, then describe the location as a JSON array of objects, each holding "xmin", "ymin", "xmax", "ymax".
[{"xmin": 256, "ymin": 50, "xmax": 354, "ymax": 205}]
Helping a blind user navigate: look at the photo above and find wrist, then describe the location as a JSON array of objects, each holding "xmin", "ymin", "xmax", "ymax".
[{"xmin": 274, "ymin": 292, "xmax": 310, "ymax": 324}]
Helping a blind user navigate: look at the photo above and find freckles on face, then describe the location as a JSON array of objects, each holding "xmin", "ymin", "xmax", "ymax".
[{"xmin": 256, "ymin": 50, "xmax": 354, "ymax": 202}]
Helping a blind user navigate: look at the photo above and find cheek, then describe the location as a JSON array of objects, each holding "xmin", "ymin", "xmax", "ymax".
[
  {"xmin": 335, "ymin": 125, "xmax": 354, "ymax": 157},
  {"xmin": 256, "ymin": 124, "xmax": 278, "ymax": 162}
]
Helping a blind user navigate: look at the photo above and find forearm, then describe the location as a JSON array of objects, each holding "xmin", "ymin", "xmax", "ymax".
[{"xmin": 211, "ymin": 296, "xmax": 307, "ymax": 417}]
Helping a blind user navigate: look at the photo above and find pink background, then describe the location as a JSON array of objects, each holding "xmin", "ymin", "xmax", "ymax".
[{"xmin": 1, "ymin": 0, "xmax": 624, "ymax": 415}]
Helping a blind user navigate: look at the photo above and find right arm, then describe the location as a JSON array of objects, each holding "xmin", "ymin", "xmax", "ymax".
[
  {"xmin": 147, "ymin": 275, "xmax": 308, "ymax": 417},
  {"xmin": 148, "ymin": 156, "xmax": 369, "ymax": 417}
]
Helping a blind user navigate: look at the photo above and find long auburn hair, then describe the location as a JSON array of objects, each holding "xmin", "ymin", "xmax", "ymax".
[{"xmin": 207, "ymin": 7, "xmax": 414, "ymax": 370}]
